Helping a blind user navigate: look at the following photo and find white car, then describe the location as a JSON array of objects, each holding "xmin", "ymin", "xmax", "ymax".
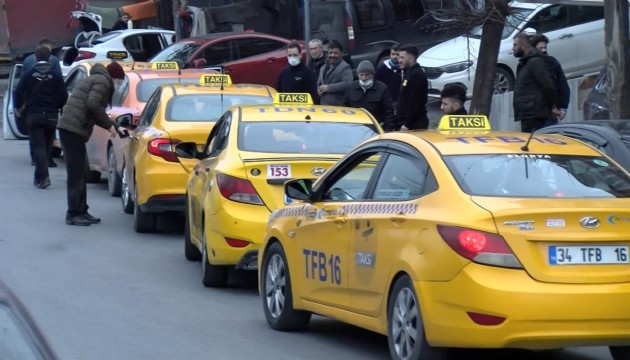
[
  {"xmin": 418, "ymin": 1, "xmax": 605, "ymax": 97},
  {"xmin": 60, "ymin": 28, "xmax": 176, "ymax": 76}
]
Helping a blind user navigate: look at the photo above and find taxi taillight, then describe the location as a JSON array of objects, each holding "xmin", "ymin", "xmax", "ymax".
[
  {"xmin": 217, "ymin": 174, "xmax": 264, "ymax": 205},
  {"xmin": 148, "ymin": 138, "xmax": 180, "ymax": 163},
  {"xmin": 437, "ymin": 225, "xmax": 523, "ymax": 269}
]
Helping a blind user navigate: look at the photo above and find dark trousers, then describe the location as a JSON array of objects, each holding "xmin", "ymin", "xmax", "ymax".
[
  {"xmin": 520, "ymin": 118, "xmax": 558, "ymax": 133},
  {"xmin": 26, "ymin": 112, "xmax": 57, "ymax": 181},
  {"xmin": 59, "ymin": 129, "xmax": 88, "ymax": 218}
]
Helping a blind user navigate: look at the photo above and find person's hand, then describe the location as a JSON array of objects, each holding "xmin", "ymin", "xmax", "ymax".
[
  {"xmin": 109, "ymin": 126, "xmax": 118, "ymax": 138},
  {"xmin": 558, "ymin": 109, "xmax": 567, "ymax": 120},
  {"xmin": 317, "ymin": 84, "xmax": 328, "ymax": 95},
  {"xmin": 400, "ymin": 125, "xmax": 409, "ymax": 131}
]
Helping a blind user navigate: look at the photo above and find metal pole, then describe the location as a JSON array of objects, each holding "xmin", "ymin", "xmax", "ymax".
[{"xmin": 304, "ymin": 0, "xmax": 310, "ymax": 49}]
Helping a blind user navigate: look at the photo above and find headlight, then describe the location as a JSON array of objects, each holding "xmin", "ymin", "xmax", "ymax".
[{"xmin": 439, "ymin": 61, "xmax": 473, "ymax": 73}]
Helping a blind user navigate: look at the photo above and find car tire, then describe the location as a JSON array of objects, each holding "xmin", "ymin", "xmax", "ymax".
[
  {"xmin": 261, "ymin": 242, "xmax": 311, "ymax": 331},
  {"xmin": 184, "ymin": 201, "xmax": 201, "ymax": 261},
  {"xmin": 201, "ymin": 226, "xmax": 229, "ymax": 287},
  {"xmin": 610, "ymin": 346, "xmax": 630, "ymax": 360},
  {"xmin": 121, "ymin": 165, "xmax": 134, "ymax": 214},
  {"xmin": 493, "ymin": 67, "xmax": 514, "ymax": 94},
  {"xmin": 133, "ymin": 186, "xmax": 156, "ymax": 233},
  {"xmin": 387, "ymin": 275, "xmax": 447, "ymax": 360},
  {"xmin": 107, "ymin": 147, "xmax": 122, "ymax": 197}
]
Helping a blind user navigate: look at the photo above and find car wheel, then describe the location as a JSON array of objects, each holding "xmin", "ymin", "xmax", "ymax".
[
  {"xmin": 610, "ymin": 346, "xmax": 630, "ymax": 360},
  {"xmin": 493, "ymin": 67, "xmax": 514, "ymax": 94},
  {"xmin": 262, "ymin": 242, "xmax": 311, "ymax": 331},
  {"xmin": 201, "ymin": 226, "xmax": 229, "ymax": 287},
  {"xmin": 388, "ymin": 276, "xmax": 447, "ymax": 360},
  {"xmin": 184, "ymin": 200, "xmax": 201, "ymax": 261},
  {"xmin": 121, "ymin": 165, "xmax": 134, "ymax": 214},
  {"xmin": 107, "ymin": 147, "xmax": 122, "ymax": 197},
  {"xmin": 133, "ymin": 185, "xmax": 156, "ymax": 233}
]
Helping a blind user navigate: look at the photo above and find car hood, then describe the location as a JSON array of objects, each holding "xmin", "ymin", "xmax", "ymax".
[{"xmin": 418, "ymin": 36, "xmax": 481, "ymax": 66}]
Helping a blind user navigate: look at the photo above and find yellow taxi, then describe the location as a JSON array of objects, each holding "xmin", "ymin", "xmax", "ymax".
[
  {"xmin": 119, "ymin": 74, "xmax": 276, "ymax": 233},
  {"xmin": 259, "ymin": 115, "xmax": 630, "ymax": 360},
  {"xmin": 176, "ymin": 93, "xmax": 383, "ymax": 288}
]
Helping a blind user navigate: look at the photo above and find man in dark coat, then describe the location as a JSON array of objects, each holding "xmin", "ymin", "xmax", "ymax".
[
  {"xmin": 343, "ymin": 61, "xmax": 395, "ymax": 130},
  {"xmin": 375, "ymin": 45, "xmax": 403, "ymax": 105},
  {"xmin": 440, "ymin": 82, "xmax": 468, "ymax": 115},
  {"xmin": 14, "ymin": 45, "xmax": 67, "ymax": 188},
  {"xmin": 307, "ymin": 39, "xmax": 327, "ymax": 76},
  {"xmin": 512, "ymin": 33, "xmax": 557, "ymax": 133},
  {"xmin": 530, "ymin": 33, "xmax": 570, "ymax": 123},
  {"xmin": 276, "ymin": 41, "xmax": 319, "ymax": 103},
  {"xmin": 57, "ymin": 62, "xmax": 127, "ymax": 226},
  {"xmin": 317, "ymin": 40, "xmax": 353, "ymax": 106},
  {"xmin": 395, "ymin": 44, "xmax": 429, "ymax": 131}
]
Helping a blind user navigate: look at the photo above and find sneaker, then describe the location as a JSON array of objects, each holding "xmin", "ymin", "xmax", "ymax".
[
  {"xmin": 82, "ymin": 213, "xmax": 101, "ymax": 224},
  {"xmin": 48, "ymin": 160, "xmax": 57, "ymax": 168},
  {"xmin": 38, "ymin": 178, "xmax": 51, "ymax": 189},
  {"xmin": 66, "ymin": 216, "xmax": 91, "ymax": 226}
]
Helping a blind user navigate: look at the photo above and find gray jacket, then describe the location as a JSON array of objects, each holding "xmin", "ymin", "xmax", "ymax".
[{"xmin": 317, "ymin": 60, "xmax": 353, "ymax": 106}]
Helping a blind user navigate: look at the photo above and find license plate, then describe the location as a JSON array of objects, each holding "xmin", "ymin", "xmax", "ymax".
[
  {"xmin": 548, "ymin": 245, "xmax": 629, "ymax": 265},
  {"xmin": 267, "ymin": 164, "xmax": 291, "ymax": 179}
]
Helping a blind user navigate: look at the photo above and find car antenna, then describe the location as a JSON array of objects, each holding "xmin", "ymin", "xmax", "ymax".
[
  {"xmin": 521, "ymin": 131, "xmax": 535, "ymax": 152},
  {"xmin": 131, "ymin": 61, "xmax": 135, "ymax": 70}
]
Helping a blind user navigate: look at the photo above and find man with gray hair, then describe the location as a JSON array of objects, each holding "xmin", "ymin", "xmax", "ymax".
[
  {"xmin": 343, "ymin": 60, "xmax": 395, "ymax": 129},
  {"xmin": 307, "ymin": 39, "xmax": 327, "ymax": 75}
]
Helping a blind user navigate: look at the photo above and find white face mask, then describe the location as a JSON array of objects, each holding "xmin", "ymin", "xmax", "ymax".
[
  {"xmin": 359, "ymin": 79, "xmax": 373, "ymax": 88},
  {"xmin": 288, "ymin": 56, "xmax": 300, "ymax": 66}
]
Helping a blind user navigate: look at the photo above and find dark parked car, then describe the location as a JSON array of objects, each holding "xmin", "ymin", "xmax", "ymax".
[
  {"xmin": 536, "ymin": 120, "xmax": 630, "ymax": 171},
  {"xmin": 0, "ymin": 280, "xmax": 59, "ymax": 360},
  {"xmin": 583, "ymin": 67, "xmax": 609, "ymax": 120}
]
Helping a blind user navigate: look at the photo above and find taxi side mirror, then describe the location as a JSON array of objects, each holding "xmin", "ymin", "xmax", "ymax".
[
  {"xmin": 175, "ymin": 142, "xmax": 200, "ymax": 159},
  {"xmin": 285, "ymin": 179, "xmax": 313, "ymax": 201},
  {"xmin": 116, "ymin": 113, "xmax": 133, "ymax": 127}
]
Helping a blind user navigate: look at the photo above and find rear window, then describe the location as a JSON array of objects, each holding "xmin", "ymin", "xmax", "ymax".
[
  {"xmin": 136, "ymin": 78, "xmax": 199, "ymax": 102},
  {"xmin": 445, "ymin": 154, "xmax": 630, "ymax": 198},
  {"xmin": 166, "ymin": 95, "xmax": 272, "ymax": 121},
  {"xmin": 238, "ymin": 121, "xmax": 378, "ymax": 153}
]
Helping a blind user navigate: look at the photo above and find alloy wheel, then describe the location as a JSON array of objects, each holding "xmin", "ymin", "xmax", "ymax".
[
  {"xmin": 265, "ymin": 254, "xmax": 286, "ymax": 318},
  {"xmin": 392, "ymin": 288, "xmax": 419, "ymax": 360}
]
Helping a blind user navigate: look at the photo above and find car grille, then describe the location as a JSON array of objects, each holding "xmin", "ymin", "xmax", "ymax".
[{"xmin": 422, "ymin": 67, "xmax": 443, "ymax": 80}]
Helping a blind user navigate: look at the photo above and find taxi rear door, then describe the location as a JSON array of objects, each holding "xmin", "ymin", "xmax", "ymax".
[
  {"xmin": 293, "ymin": 148, "xmax": 385, "ymax": 309},
  {"xmin": 3, "ymin": 64, "xmax": 25, "ymax": 139}
]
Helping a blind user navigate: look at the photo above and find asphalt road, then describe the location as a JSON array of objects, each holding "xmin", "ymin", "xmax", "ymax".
[{"xmin": 0, "ymin": 139, "xmax": 615, "ymax": 360}]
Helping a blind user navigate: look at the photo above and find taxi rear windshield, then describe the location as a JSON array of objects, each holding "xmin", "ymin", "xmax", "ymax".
[
  {"xmin": 238, "ymin": 122, "xmax": 378, "ymax": 154},
  {"xmin": 166, "ymin": 95, "xmax": 272, "ymax": 121},
  {"xmin": 445, "ymin": 154, "xmax": 630, "ymax": 198},
  {"xmin": 136, "ymin": 78, "xmax": 199, "ymax": 102}
]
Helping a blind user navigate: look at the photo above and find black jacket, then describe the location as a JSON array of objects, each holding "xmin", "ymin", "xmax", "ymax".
[
  {"xmin": 514, "ymin": 48, "xmax": 557, "ymax": 121},
  {"xmin": 14, "ymin": 62, "xmax": 67, "ymax": 115},
  {"xmin": 343, "ymin": 80, "xmax": 395, "ymax": 129},
  {"xmin": 276, "ymin": 63, "xmax": 319, "ymax": 103},
  {"xmin": 547, "ymin": 55, "xmax": 570, "ymax": 110},
  {"xmin": 307, "ymin": 54, "xmax": 327, "ymax": 76},
  {"xmin": 375, "ymin": 60, "xmax": 403, "ymax": 102},
  {"xmin": 395, "ymin": 63, "xmax": 429, "ymax": 130}
]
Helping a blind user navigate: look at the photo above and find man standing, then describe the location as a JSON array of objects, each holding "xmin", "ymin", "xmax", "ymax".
[
  {"xmin": 343, "ymin": 61, "xmax": 395, "ymax": 130},
  {"xmin": 530, "ymin": 33, "xmax": 570, "ymax": 123},
  {"xmin": 375, "ymin": 45, "xmax": 403, "ymax": 105},
  {"xmin": 317, "ymin": 40, "xmax": 353, "ymax": 106},
  {"xmin": 276, "ymin": 41, "xmax": 318, "ymax": 103},
  {"xmin": 440, "ymin": 83, "xmax": 468, "ymax": 115},
  {"xmin": 112, "ymin": 12, "xmax": 132, "ymax": 30},
  {"xmin": 512, "ymin": 33, "xmax": 557, "ymax": 133},
  {"xmin": 395, "ymin": 45, "xmax": 429, "ymax": 131},
  {"xmin": 14, "ymin": 46, "xmax": 67, "ymax": 189},
  {"xmin": 307, "ymin": 39, "xmax": 327, "ymax": 76},
  {"xmin": 57, "ymin": 62, "xmax": 127, "ymax": 226}
]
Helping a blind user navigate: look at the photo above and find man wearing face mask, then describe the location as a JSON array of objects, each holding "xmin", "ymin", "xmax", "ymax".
[
  {"xmin": 317, "ymin": 40, "xmax": 353, "ymax": 106},
  {"xmin": 276, "ymin": 41, "xmax": 319, "ymax": 103},
  {"xmin": 343, "ymin": 61, "xmax": 395, "ymax": 131},
  {"xmin": 57, "ymin": 61, "xmax": 128, "ymax": 226},
  {"xmin": 512, "ymin": 33, "xmax": 557, "ymax": 133},
  {"xmin": 375, "ymin": 45, "xmax": 403, "ymax": 105}
]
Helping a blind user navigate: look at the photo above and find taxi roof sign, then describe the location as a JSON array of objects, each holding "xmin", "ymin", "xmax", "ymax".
[
  {"xmin": 151, "ymin": 61, "xmax": 179, "ymax": 70},
  {"xmin": 437, "ymin": 115, "xmax": 491, "ymax": 131},
  {"xmin": 200, "ymin": 74, "xmax": 232, "ymax": 86},
  {"xmin": 273, "ymin": 93, "xmax": 314, "ymax": 105}
]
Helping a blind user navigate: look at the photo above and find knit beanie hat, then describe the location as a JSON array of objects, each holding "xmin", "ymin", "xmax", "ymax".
[
  {"xmin": 106, "ymin": 61, "xmax": 125, "ymax": 80},
  {"xmin": 357, "ymin": 60, "xmax": 375, "ymax": 75}
]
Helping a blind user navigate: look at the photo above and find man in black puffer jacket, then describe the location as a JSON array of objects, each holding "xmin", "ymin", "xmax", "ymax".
[
  {"xmin": 343, "ymin": 61, "xmax": 395, "ymax": 130},
  {"xmin": 512, "ymin": 33, "xmax": 557, "ymax": 133},
  {"xmin": 14, "ymin": 45, "xmax": 67, "ymax": 189},
  {"xmin": 57, "ymin": 62, "xmax": 127, "ymax": 226}
]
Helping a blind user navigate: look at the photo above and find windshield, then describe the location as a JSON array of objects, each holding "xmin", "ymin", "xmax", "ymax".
[
  {"xmin": 238, "ymin": 122, "xmax": 378, "ymax": 154},
  {"xmin": 167, "ymin": 95, "xmax": 272, "ymax": 121},
  {"xmin": 150, "ymin": 42, "xmax": 200, "ymax": 63},
  {"xmin": 469, "ymin": 8, "xmax": 534, "ymax": 40},
  {"xmin": 445, "ymin": 154, "xmax": 630, "ymax": 198},
  {"xmin": 584, "ymin": 120, "xmax": 630, "ymax": 136},
  {"xmin": 136, "ymin": 78, "xmax": 199, "ymax": 102}
]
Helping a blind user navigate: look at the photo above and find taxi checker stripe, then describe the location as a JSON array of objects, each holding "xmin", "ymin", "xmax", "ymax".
[{"xmin": 341, "ymin": 203, "xmax": 418, "ymax": 215}]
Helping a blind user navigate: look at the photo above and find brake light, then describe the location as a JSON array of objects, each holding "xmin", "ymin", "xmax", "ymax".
[
  {"xmin": 225, "ymin": 237, "xmax": 250, "ymax": 248},
  {"xmin": 346, "ymin": 14, "xmax": 355, "ymax": 50},
  {"xmin": 216, "ymin": 174, "xmax": 264, "ymax": 205},
  {"xmin": 74, "ymin": 50, "xmax": 96, "ymax": 62},
  {"xmin": 147, "ymin": 138, "xmax": 181, "ymax": 162},
  {"xmin": 467, "ymin": 312, "xmax": 506, "ymax": 326},
  {"xmin": 437, "ymin": 225, "xmax": 522, "ymax": 269}
]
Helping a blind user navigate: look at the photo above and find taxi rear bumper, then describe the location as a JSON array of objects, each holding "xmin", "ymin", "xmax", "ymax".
[{"xmin": 417, "ymin": 264, "xmax": 630, "ymax": 349}]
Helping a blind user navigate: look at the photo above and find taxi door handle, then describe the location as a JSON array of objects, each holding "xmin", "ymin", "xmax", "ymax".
[
  {"xmin": 334, "ymin": 217, "xmax": 347, "ymax": 225},
  {"xmin": 559, "ymin": 33, "xmax": 573, "ymax": 39},
  {"xmin": 390, "ymin": 215, "xmax": 406, "ymax": 224}
]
